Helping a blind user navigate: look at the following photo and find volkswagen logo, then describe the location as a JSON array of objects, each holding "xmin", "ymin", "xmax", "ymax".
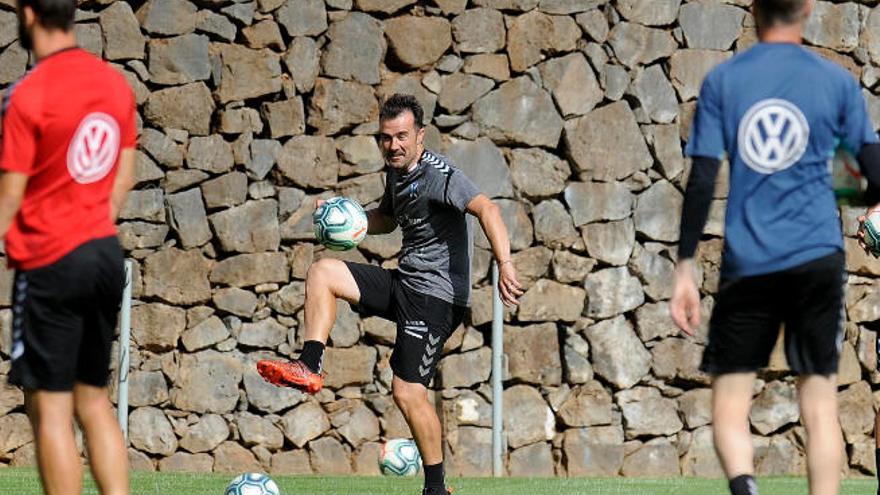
[
  {"xmin": 66, "ymin": 112, "xmax": 120, "ymax": 184},
  {"xmin": 737, "ymin": 99, "xmax": 810, "ymax": 174}
]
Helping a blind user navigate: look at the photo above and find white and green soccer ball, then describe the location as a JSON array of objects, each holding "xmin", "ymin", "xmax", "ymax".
[
  {"xmin": 379, "ymin": 438, "xmax": 422, "ymax": 476},
  {"xmin": 313, "ymin": 197, "xmax": 368, "ymax": 251},
  {"xmin": 863, "ymin": 211, "xmax": 880, "ymax": 257},
  {"xmin": 224, "ymin": 473, "xmax": 280, "ymax": 495}
]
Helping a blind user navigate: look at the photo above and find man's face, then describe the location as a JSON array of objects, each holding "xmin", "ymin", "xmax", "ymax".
[
  {"xmin": 378, "ymin": 110, "xmax": 424, "ymax": 171},
  {"xmin": 17, "ymin": 4, "xmax": 34, "ymax": 51}
]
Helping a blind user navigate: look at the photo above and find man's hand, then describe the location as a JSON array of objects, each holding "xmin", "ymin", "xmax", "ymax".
[
  {"xmin": 670, "ymin": 259, "xmax": 701, "ymax": 336},
  {"xmin": 857, "ymin": 215, "xmax": 871, "ymax": 255},
  {"xmin": 498, "ymin": 260, "xmax": 524, "ymax": 307},
  {"xmin": 857, "ymin": 204, "xmax": 880, "ymax": 257}
]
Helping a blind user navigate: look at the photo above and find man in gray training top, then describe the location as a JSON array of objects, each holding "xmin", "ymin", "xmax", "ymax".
[{"xmin": 258, "ymin": 94, "xmax": 522, "ymax": 495}]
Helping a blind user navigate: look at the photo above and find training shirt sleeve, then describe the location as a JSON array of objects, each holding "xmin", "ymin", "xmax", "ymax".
[
  {"xmin": 685, "ymin": 71, "xmax": 726, "ymax": 160},
  {"xmin": 0, "ymin": 92, "xmax": 37, "ymax": 176},
  {"xmin": 678, "ymin": 156, "xmax": 722, "ymax": 260},
  {"xmin": 838, "ymin": 77, "xmax": 879, "ymax": 154},
  {"xmin": 435, "ymin": 169, "xmax": 480, "ymax": 213}
]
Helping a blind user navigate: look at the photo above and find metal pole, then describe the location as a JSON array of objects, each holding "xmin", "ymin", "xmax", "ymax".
[
  {"xmin": 117, "ymin": 259, "xmax": 133, "ymax": 442},
  {"xmin": 491, "ymin": 261, "xmax": 504, "ymax": 477}
]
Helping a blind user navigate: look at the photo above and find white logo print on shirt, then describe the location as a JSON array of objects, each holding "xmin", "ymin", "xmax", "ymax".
[
  {"xmin": 738, "ymin": 98, "xmax": 810, "ymax": 174},
  {"xmin": 66, "ymin": 112, "xmax": 120, "ymax": 184}
]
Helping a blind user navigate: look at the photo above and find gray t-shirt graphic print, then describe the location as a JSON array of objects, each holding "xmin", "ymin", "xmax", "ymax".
[{"xmin": 378, "ymin": 149, "xmax": 480, "ymax": 307}]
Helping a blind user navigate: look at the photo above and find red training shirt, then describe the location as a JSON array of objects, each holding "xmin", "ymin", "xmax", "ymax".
[{"xmin": 0, "ymin": 48, "xmax": 136, "ymax": 270}]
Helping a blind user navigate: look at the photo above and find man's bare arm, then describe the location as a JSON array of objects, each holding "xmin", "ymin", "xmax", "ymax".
[{"xmin": 110, "ymin": 148, "xmax": 136, "ymax": 223}]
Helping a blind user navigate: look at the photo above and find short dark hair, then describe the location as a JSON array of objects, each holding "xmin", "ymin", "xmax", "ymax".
[
  {"xmin": 753, "ymin": 0, "xmax": 808, "ymax": 27},
  {"xmin": 17, "ymin": 0, "xmax": 75, "ymax": 31},
  {"xmin": 380, "ymin": 94, "xmax": 424, "ymax": 129}
]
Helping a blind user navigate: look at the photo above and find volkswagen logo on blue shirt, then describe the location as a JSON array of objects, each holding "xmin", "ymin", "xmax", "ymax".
[{"xmin": 737, "ymin": 98, "xmax": 810, "ymax": 174}]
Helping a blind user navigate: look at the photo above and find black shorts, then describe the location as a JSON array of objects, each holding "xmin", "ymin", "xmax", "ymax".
[
  {"xmin": 701, "ymin": 251, "xmax": 845, "ymax": 376},
  {"xmin": 345, "ymin": 262, "xmax": 466, "ymax": 387},
  {"xmin": 9, "ymin": 236, "xmax": 125, "ymax": 391}
]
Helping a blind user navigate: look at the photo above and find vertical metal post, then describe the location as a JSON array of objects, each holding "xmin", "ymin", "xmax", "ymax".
[
  {"xmin": 491, "ymin": 261, "xmax": 504, "ymax": 477},
  {"xmin": 117, "ymin": 259, "xmax": 133, "ymax": 442}
]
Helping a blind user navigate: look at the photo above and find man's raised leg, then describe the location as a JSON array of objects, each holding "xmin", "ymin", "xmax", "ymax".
[
  {"xmin": 303, "ymin": 259, "xmax": 361, "ymax": 343},
  {"xmin": 257, "ymin": 258, "xmax": 361, "ymax": 392}
]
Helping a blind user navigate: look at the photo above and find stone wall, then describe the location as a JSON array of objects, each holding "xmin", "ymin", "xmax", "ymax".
[{"xmin": 1, "ymin": 0, "xmax": 880, "ymax": 478}]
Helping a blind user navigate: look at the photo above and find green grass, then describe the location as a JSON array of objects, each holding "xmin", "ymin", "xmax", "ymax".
[{"xmin": 0, "ymin": 469, "xmax": 876, "ymax": 494}]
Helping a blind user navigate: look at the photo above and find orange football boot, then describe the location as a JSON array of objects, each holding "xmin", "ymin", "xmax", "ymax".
[
  {"xmin": 422, "ymin": 487, "xmax": 454, "ymax": 495},
  {"xmin": 256, "ymin": 359, "xmax": 324, "ymax": 394}
]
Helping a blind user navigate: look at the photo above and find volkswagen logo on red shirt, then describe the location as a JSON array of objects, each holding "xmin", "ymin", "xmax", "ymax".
[{"xmin": 66, "ymin": 112, "xmax": 120, "ymax": 184}]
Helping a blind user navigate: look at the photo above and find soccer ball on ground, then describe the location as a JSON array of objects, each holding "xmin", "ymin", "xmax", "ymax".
[
  {"xmin": 225, "ymin": 473, "xmax": 280, "ymax": 495},
  {"xmin": 380, "ymin": 438, "xmax": 422, "ymax": 476},
  {"xmin": 313, "ymin": 197, "xmax": 368, "ymax": 251},
  {"xmin": 862, "ymin": 211, "xmax": 880, "ymax": 257}
]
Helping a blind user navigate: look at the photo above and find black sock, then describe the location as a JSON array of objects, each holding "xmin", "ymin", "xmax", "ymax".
[
  {"xmin": 876, "ymin": 449, "xmax": 880, "ymax": 493},
  {"xmin": 729, "ymin": 474, "xmax": 758, "ymax": 495},
  {"xmin": 299, "ymin": 340, "xmax": 325, "ymax": 373},
  {"xmin": 424, "ymin": 462, "xmax": 444, "ymax": 490}
]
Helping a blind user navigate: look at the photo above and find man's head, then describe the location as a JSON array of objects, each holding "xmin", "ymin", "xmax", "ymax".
[
  {"xmin": 753, "ymin": 0, "xmax": 813, "ymax": 31},
  {"xmin": 378, "ymin": 94, "xmax": 425, "ymax": 171},
  {"xmin": 16, "ymin": 0, "xmax": 75, "ymax": 51}
]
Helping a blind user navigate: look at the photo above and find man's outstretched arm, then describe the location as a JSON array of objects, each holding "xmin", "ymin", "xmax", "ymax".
[{"xmin": 466, "ymin": 194, "xmax": 523, "ymax": 307}]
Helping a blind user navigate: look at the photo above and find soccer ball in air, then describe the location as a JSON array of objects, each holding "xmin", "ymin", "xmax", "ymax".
[
  {"xmin": 862, "ymin": 211, "xmax": 880, "ymax": 257},
  {"xmin": 379, "ymin": 438, "xmax": 422, "ymax": 476},
  {"xmin": 224, "ymin": 473, "xmax": 280, "ymax": 495},
  {"xmin": 313, "ymin": 197, "xmax": 368, "ymax": 251}
]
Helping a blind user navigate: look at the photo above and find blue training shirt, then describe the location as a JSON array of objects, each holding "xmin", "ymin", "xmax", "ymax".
[{"xmin": 686, "ymin": 42, "xmax": 878, "ymax": 278}]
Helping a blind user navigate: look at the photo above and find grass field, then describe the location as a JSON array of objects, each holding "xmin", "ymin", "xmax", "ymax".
[{"xmin": 0, "ymin": 469, "xmax": 877, "ymax": 494}]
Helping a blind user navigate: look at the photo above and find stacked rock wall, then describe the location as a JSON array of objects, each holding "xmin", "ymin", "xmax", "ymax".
[{"xmin": 1, "ymin": 0, "xmax": 880, "ymax": 478}]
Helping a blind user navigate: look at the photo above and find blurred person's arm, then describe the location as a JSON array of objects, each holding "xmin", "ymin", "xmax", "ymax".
[
  {"xmin": 0, "ymin": 172, "xmax": 27, "ymax": 238},
  {"xmin": 110, "ymin": 148, "xmax": 135, "ymax": 223}
]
